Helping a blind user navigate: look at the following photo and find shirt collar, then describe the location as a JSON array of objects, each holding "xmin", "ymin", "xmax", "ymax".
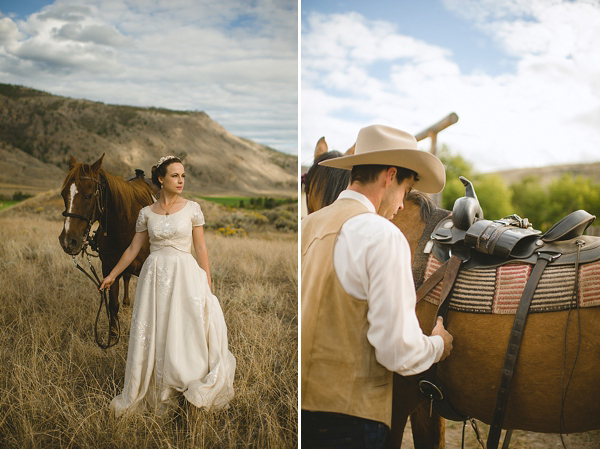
[{"xmin": 337, "ymin": 190, "xmax": 377, "ymax": 213}]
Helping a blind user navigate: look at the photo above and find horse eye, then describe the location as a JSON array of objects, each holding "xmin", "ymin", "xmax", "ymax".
[{"xmin": 85, "ymin": 193, "xmax": 93, "ymax": 200}]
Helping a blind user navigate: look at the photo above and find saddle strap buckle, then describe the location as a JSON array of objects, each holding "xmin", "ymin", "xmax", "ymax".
[
  {"xmin": 419, "ymin": 379, "xmax": 444, "ymax": 417},
  {"xmin": 537, "ymin": 251, "xmax": 562, "ymax": 263}
]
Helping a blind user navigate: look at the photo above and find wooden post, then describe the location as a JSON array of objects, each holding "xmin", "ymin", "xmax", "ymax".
[
  {"xmin": 415, "ymin": 113, "xmax": 458, "ymax": 143},
  {"xmin": 415, "ymin": 113, "xmax": 459, "ymax": 206}
]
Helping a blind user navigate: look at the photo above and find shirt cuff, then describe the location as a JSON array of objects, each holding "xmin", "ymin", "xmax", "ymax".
[{"xmin": 430, "ymin": 335, "xmax": 445, "ymax": 363}]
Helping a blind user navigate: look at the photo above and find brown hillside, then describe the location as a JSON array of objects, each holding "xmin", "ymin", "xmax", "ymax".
[
  {"xmin": 489, "ymin": 162, "xmax": 600, "ymax": 186},
  {"xmin": 0, "ymin": 84, "xmax": 297, "ymax": 197}
]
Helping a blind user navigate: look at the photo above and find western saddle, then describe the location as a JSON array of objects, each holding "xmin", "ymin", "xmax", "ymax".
[
  {"xmin": 417, "ymin": 176, "xmax": 598, "ymax": 449},
  {"xmin": 429, "ymin": 177, "xmax": 597, "ymax": 268}
]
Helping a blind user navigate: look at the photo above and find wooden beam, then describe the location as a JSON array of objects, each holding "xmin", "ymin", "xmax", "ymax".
[{"xmin": 415, "ymin": 112, "xmax": 458, "ymax": 142}]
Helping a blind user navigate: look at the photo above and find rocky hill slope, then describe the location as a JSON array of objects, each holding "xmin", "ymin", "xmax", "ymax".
[{"xmin": 0, "ymin": 84, "xmax": 297, "ymax": 197}]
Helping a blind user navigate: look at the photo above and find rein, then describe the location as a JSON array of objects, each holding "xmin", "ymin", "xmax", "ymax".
[
  {"xmin": 63, "ymin": 174, "xmax": 120, "ymax": 349},
  {"xmin": 71, "ymin": 247, "xmax": 120, "ymax": 349}
]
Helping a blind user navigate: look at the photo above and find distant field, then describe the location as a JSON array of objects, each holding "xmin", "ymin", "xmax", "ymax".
[
  {"xmin": 199, "ymin": 196, "xmax": 296, "ymax": 208},
  {"xmin": 0, "ymin": 200, "xmax": 18, "ymax": 210}
]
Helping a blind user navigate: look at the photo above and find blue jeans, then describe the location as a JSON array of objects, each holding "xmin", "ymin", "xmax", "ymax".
[{"xmin": 301, "ymin": 410, "xmax": 388, "ymax": 449}]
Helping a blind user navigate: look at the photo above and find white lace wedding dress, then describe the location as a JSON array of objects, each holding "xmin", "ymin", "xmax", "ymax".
[{"xmin": 110, "ymin": 200, "xmax": 236, "ymax": 417}]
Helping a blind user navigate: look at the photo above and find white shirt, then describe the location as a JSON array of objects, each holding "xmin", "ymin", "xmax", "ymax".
[{"xmin": 333, "ymin": 190, "xmax": 444, "ymax": 375}]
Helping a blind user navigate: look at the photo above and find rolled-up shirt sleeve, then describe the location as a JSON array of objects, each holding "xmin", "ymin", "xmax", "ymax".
[{"xmin": 363, "ymin": 220, "xmax": 444, "ymax": 375}]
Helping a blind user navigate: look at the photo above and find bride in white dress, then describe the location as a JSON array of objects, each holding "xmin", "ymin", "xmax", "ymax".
[{"xmin": 99, "ymin": 155, "xmax": 235, "ymax": 417}]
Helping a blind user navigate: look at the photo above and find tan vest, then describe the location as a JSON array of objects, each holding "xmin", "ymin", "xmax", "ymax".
[{"xmin": 301, "ymin": 198, "xmax": 394, "ymax": 427}]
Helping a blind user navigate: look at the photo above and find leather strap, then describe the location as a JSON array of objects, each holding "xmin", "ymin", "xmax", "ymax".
[
  {"xmin": 417, "ymin": 255, "xmax": 467, "ymax": 422},
  {"xmin": 416, "ymin": 259, "xmax": 449, "ymax": 303},
  {"xmin": 434, "ymin": 255, "xmax": 463, "ymax": 324},
  {"xmin": 486, "ymin": 252, "xmax": 558, "ymax": 449}
]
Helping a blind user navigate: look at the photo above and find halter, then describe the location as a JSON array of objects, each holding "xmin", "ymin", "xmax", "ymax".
[{"xmin": 62, "ymin": 174, "xmax": 108, "ymax": 245}]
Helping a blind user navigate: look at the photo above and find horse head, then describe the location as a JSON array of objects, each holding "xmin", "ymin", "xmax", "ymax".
[
  {"xmin": 59, "ymin": 154, "xmax": 106, "ymax": 255},
  {"xmin": 304, "ymin": 137, "xmax": 352, "ymax": 214}
]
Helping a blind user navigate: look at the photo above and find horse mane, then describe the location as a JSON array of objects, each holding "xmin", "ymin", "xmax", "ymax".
[
  {"xmin": 405, "ymin": 190, "xmax": 439, "ymax": 224},
  {"xmin": 62, "ymin": 162, "xmax": 155, "ymax": 224},
  {"xmin": 305, "ymin": 151, "xmax": 351, "ymax": 210}
]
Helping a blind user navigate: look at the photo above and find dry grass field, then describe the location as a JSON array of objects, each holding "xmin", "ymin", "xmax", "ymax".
[{"xmin": 0, "ymin": 209, "xmax": 297, "ymax": 448}]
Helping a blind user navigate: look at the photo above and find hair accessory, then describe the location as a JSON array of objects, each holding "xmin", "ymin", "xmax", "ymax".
[{"xmin": 156, "ymin": 155, "xmax": 177, "ymax": 167}]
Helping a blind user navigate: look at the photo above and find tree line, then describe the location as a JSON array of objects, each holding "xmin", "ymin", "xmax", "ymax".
[{"xmin": 439, "ymin": 147, "xmax": 600, "ymax": 232}]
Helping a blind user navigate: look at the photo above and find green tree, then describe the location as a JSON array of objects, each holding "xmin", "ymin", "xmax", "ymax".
[
  {"xmin": 438, "ymin": 145, "xmax": 473, "ymax": 183},
  {"xmin": 546, "ymin": 174, "xmax": 600, "ymax": 228},
  {"xmin": 441, "ymin": 177, "xmax": 466, "ymax": 211},
  {"xmin": 472, "ymin": 174, "xmax": 513, "ymax": 220},
  {"xmin": 437, "ymin": 147, "xmax": 513, "ymax": 219},
  {"xmin": 510, "ymin": 175, "xmax": 550, "ymax": 230},
  {"xmin": 264, "ymin": 197, "xmax": 276, "ymax": 209},
  {"xmin": 438, "ymin": 145, "xmax": 474, "ymax": 210},
  {"xmin": 13, "ymin": 192, "xmax": 33, "ymax": 201}
]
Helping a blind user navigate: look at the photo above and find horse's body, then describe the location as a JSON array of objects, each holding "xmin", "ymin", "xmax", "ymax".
[
  {"xmin": 59, "ymin": 154, "xmax": 157, "ymax": 344},
  {"xmin": 304, "ymin": 143, "xmax": 600, "ymax": 448}
]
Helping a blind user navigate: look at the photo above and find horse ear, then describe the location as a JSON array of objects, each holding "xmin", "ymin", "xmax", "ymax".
[
  {"xmin": 91, "ymin": 153, "xmax": 105, "ymax": 172},
  {"xmin": 345, "ymin": 144, "xmax": 356, "ymax": 155},
  {"xmin": 68, "ymin": 156, "xmax": 77, "ymax": 170},
  {"xmin": 314, "ymin": 137, "xmax": 328, "ymax": 159}
]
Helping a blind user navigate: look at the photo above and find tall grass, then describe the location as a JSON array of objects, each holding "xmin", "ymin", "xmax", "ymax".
[{"xmin": 0, "ymin": 216, "xmax": 297, "ymax": 448}]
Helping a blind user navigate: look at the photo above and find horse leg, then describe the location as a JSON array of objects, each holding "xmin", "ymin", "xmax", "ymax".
[
  {"xmin": 387, "ymin": 374, "xmax": 429, "ymax": 449},
  {"xmin": 122, "ymin": 273, "xmax": 131, "ymax": 307},
  {"xmin": 108, "ymin": 278, "xmax": 120, "ymax": 345},
  {"xmin": 410, "ymin": 402, "xmax": 445, "ymax": 449}
]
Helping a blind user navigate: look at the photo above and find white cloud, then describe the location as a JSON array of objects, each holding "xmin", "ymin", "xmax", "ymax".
[
  {"xmin": 0, "ymin": 17, "xmax": 22, "ymax": 45},
  {"xmin": 0, "ymin": 0, "xmax": 298, "ymax": 154},
  {"xmin": 301, "ymin": 3, "xmax": 600, "ymax": 172}
]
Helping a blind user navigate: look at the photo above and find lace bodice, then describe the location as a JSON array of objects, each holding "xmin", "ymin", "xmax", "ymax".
[{"xmin": 135, "ymin": 201, "xmax": 205, "ymax": 253}]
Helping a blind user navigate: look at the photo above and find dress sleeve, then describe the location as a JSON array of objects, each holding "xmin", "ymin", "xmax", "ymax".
[
  {"xmin": 135, "ymin": 207, "xmax": 148, "ymax": 232},
  {"xmin": 191, "ymin": 201, "xmax": 205, "ymax": 227}
]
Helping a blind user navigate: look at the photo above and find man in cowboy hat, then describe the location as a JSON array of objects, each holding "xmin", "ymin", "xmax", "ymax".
[{"xmin": 301, "ymin": 124, "xmax": 453, "ymax": 448}]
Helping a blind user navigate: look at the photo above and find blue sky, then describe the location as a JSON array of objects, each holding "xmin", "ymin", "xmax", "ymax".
[
  {"xmin": 301, "ymin": 0, "xmax": 600, "ymax": 172},
  {"xmin": 0, "ymin": 0, "xmax": 298, "ymax": 155},
  {"xmin": 302, "ymin": 0, "xmax": 517, "ymax": 76}
]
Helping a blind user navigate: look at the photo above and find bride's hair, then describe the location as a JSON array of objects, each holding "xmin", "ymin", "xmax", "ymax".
[{"xmin": 151, "ymin": 156, "xmax": 182, "ymax": 188}]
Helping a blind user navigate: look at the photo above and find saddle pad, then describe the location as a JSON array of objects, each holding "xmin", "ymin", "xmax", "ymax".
[{"xmin": 422, "ymin": 254, "xmax": 600, "ymax": 314}]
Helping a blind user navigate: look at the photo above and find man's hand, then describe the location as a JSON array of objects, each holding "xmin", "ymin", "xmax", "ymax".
[{"xmin": 431, "ymin": 316, "xmax": 453, "ymax": 361}]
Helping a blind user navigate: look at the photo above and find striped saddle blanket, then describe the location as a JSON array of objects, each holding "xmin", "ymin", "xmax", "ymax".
[{"xmin": 421, "ymin": 253, "xmax": 600, "ymax": 314}]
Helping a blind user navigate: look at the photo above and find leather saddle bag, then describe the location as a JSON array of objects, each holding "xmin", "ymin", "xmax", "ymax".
[{"xmin": 464, "ymin": 219, "xmax": 541, "ymax": 259}]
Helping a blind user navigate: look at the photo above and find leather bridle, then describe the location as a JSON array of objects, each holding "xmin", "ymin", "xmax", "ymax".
[{"xmin": 62, "ymin": 175, "xmax": 108, "ymax": 245}]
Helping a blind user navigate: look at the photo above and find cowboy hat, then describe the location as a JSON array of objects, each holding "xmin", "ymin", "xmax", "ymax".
[{"xmin": 319, "ymin": 124, "xmax": 446, "ymax": 194}]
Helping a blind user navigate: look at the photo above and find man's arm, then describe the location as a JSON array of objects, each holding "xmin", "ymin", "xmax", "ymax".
[{"xmin": 364, "ymin": 222, "xmax": 452, "ymax": 375}]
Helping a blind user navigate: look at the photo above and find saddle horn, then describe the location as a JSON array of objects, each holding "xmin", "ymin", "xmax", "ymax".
[{"xmin": 452, "ymin": 176, "xmax": 484, "ymax": 230}]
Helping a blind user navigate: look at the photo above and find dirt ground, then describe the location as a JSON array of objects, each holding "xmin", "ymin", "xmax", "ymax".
[{"xmin": 402, "ymin": 418, "xmax": 600, "ymax": 448}]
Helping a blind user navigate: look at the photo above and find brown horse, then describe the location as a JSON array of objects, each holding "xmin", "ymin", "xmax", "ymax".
[
  {"xmin": 304, "ymin": 144, "xmax": 600, "ymax": 448},
  {"xmin": 303, "ymin": 137, "xmax": 353, "ymax": 215},
  {"xmin": 59, "ymin": 154, "xmax": 157, "ymax": 345}
]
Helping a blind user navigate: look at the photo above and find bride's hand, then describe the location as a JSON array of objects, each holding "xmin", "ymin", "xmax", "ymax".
[{"xmin": 99, "ymin": 275, "xmax": 115, "ymax": 291}]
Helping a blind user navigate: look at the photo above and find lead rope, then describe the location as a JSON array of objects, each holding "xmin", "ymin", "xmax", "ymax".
[
  {"xmin": 71, "ymin": 248, "xmax": 120, "ymax": 349},
  {"xmin": 559, "ymin": 239, "xmax": 584, "ymax": 448}
]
